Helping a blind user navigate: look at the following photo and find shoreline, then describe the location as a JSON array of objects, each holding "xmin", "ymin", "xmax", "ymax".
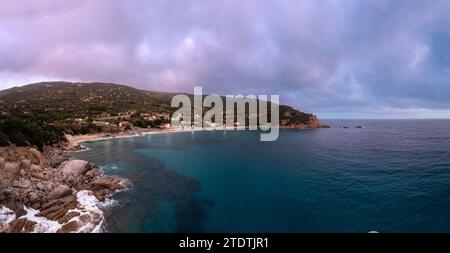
[
  {"xmin": 67, "ymin": 125, "xmax": 329, "ymax": 147},
  {"xmin": 67, "ymin": 128, "xmax": 184, "ymax": 145},
  {"xmin": 66, "ymin": 127, "xmax": 241, "ymax": 147}
]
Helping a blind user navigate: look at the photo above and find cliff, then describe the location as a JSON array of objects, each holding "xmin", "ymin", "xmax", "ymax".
[{"xmin": 279, "ymin": 105, "xmax": 327, "ymax": 128}]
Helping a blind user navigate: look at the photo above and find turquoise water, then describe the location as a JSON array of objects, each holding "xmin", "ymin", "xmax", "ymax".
[{"xmin": 74, "ymin": 120, "xmax": 450, "ymax": 232}]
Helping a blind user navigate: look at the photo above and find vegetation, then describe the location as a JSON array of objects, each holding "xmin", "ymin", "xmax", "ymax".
[{"xmin": 0, "ymin": 117, "xmax": 65, "ymax": 149}]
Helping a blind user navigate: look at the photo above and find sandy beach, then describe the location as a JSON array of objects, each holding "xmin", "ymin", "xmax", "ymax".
[
  {"xmin": 65, "ymin": 127, "xmax": 237, "ymax": 146},
  {"xmin": 66, "ymin": 128, "xmax": 171, "ymax": 145}
]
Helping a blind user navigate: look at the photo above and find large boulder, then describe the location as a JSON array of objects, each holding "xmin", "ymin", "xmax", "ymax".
[
  {"xmin": 61, "ymin": 160, "xmax": 90, "ymax": 178},
  {"xmin": 3, "ymin": 162, "xmax": 19, "ymax": 178},
  {"xmin": 89, "ymin": 176, "xmax": 127, "ymax": 192},
  {"xmin": 89, "ymin": 176, "xmax": 128, "ymax": 201},
  {"xmin": 48, "ymin": 185, "xmax": 72, "ymax": 200}
]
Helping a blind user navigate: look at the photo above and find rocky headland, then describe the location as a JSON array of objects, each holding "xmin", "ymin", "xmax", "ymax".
[
  {"xmin": 0, "ymin": 145, "xmax": 130, "ymax": 233},
  {"xmin": 279, "ymin": 108, "xmax": 329, "ymax": 129}
]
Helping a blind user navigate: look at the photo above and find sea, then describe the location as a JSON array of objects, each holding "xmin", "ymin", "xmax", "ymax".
[{"xmin": 73, "ymin": 119, "xmax": 450, "ymax": 232}]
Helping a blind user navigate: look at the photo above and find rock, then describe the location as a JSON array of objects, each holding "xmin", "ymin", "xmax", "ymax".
[
  {"xmin": 93, "ymin": 191, "xmax": 106, "ymax": 201},
  {"xmin": 23, "ymin": 220, "xmax": 37, "ymax": 232},
  {"xmin": 47, "ymin": 207, "xmax": 70, "ymax": 221},
  {"xmin": 38, "ymin": 205, "xmax": 62, "ymax": 217},
  {"xmin": 20, "ymin": 159, "xmax": 31, "ymax": 170},
  {"xmin": 0, "ymin": 179, "xmax": 11, "ymax": 189},
  {"xmin": 31, "ymin": 202, "xmax": 41, "ymax": 209},
  {"xmin": 0, "ymin": 192, "xmax": 5, "ymax": 201},
  {"xmin": 37, "ymin": 195, "xmax": 78, "ymax": 222},
  {"xmin": 11, "ymin": 179, "xmax": 31, "ymax": 189},
  {"xmin": 41, "ymin": 194, "xmax": 76, "ymax": 210},
  {"xmin": 8, "ymin": 218, "xmax": 27, "ymax": 233},
  {"xmin": 48, "ymin": 185, "xmax": 72, "ymax": 200},
  {"xmin": 0, "ymin": 169, "xmax": 5, "ymax": 183},
  {"xmin": 3, "ymin": 162, "xmax": 19, "ymax": 178},
  {"xmin": 61, "ymin": 160, "xmax": 89, "ymax": 178},
  {"xmin": 35, "ymin": 172, "xmax": 45, "ymax": 180},
  {"xmin": 39, "ymin": 195, "xmax": 77, "ymax": 222},
  {"xmin": 57, "ymin": 220, "xmax": 80, "ymax": 233},
  {"xmin": 66, "ymin": 175, "xmax": 75, "ymax": 184},
  {"xmin": 4, "ymin": 162, "xmax": 18, "ymax": 170},
  {"xmin": 1, "ymin": 189, "xmax": 17, "ymax": 199},
  {"xmin": 85, "ymin": 170, "xmax": 94, "ymax": 178},
  {"xmin": 0, "ymin": 156, "xmax": 4, "ymax": 170},
  {"xmin": 79, "ymin": 214, "xmax": 91, "ymax": 223},
  {"xmin": 29, "ymin": 148, "xmax": 44, "ymax": 167},
  {"xmin": 89, "ymin": 176, "xmax": 126, "ymax": 192},
  {"xmin": 19, "ymin": 169, "xmax": 26, "ymax": 177},
  {"xmin": 30, "ymin": 164, "xmax": 41, "ymax": 171},
  {"xmin": 44, "ymin": 182, "xmax": 54, "ymax": 192},
  {"xmin": 65, "ymin": 144, "xmax": 82, "ymax": 152},
  {"xmin": 12, "ymin": 201, "xmax": 26, "ymax": 217},
  {"xmin": 28, "ymin": 192, "xmax": 39, "ymax": 204},
  {"xmin": 36, "ymin": 182, "xmax": 45, "ymax": 191},
  {"xmin": 48, "ymin": 153, "xmax": 70, "ymax": 168},
  {"xmin": 58, "ymin": 211, "xmax": 80, "ymax": 224}
]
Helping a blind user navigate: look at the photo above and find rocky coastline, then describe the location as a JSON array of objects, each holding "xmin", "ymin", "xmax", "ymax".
[{"xmin": 0, "ymin": 145, "xmax": 130, "ymax": 233}]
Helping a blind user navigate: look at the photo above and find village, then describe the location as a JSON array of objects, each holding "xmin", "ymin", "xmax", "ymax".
[
  {"xmin": 90, "ymin": 111, "xmax": 172, "ymax": 131},
  {"xmin": 74, "ymin": 110, "xmax": 224, "ymax": 133}
]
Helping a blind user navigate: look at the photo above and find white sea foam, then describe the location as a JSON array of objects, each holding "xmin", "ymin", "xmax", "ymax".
[
  {"xmin": 70, "ymin": 190, "xmax": 106, "ymax": 233},
  {"xmin": 71, "ymin": 145, "xmax": 91, "ymax": 152},
  {"xmin": 101, "ymin": 163, "xmax": 120, "ymax": 171}
]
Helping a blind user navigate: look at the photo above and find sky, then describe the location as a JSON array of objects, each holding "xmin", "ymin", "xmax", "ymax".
[{"xmin": 0, "ymin": 0, "xmax": 450, "ymax": 119}]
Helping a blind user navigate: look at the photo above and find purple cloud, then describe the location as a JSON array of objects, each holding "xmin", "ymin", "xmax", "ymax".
[{"xmin": 0, "ymin": 0, "xmax": 450, "ymax": 118}]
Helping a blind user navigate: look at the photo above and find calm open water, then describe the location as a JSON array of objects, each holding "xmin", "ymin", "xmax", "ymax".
[{"xmin": 73, "ymin": 120, "xmax": 450, "ymax": 232}]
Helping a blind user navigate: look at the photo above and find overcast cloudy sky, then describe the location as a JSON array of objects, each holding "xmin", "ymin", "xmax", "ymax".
[{"xmin": 1, "ymin": 0, "xmax": 450, "ymax": 118}]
